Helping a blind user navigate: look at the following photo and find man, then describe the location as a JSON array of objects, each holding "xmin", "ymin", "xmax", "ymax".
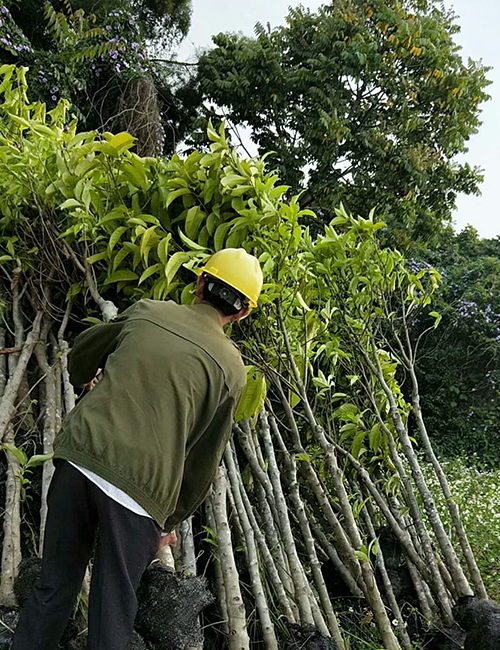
[{"xmin": 13, "ymin": 247, "xmax": 263, "ymax": 650}]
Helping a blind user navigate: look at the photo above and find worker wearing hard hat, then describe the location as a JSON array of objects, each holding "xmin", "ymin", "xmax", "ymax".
[{"xmin": 13, "ymin": 248, "xmax": 263, "ymax": 650}]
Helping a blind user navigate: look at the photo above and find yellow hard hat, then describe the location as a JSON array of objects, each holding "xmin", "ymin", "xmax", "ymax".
[{"xmin": 197, "ymin": 248, "xmax": 263, "ymax": 308}]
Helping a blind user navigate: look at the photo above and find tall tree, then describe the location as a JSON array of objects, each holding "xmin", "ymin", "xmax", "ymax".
[{"xmin": 196, "ymin": 0, "xmax": 491, "ymax": 243}]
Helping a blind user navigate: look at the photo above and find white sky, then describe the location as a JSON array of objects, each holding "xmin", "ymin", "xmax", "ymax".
[{"xmin": 177, "ymin": 0, "xmax": 500, "ymax": 238}]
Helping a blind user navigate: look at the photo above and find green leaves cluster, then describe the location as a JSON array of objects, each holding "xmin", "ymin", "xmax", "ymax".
[{"xmin": 197, "ymin": 0, "xmax": 491, "ymax": 243}]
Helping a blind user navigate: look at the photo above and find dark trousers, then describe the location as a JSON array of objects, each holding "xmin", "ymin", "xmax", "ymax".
[{"xmin": 13, "ymin": 460, "xmax": 161, "ymax": 650}]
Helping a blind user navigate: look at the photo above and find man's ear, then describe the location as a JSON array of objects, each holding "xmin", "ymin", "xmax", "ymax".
[
  {"xmin": 230, "ymin": 306, "xmax": 250, "ymax": 323},
  {"xmin": 195, "ymin": 275, "xmax": 205, "ymax": 300}
]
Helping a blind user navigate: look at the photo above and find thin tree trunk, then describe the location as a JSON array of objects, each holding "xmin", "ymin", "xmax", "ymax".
[
  {"xmin": 179, "ymin": 517, "xmax": 196, "ymax": 576},
  {"xmin": 276, "ymin": 309, "xmax": 402, "ymax": 650},
  {"xmin": 0, "ymin": 424, "xmax": 22, "ymax": 606},
  {"xmin": 232, "ymin": 441, "xmax": 297, "ymax": 623},
  {"xmin": 206, "ymin": 495, "xmax": 229, "ymax": 637},
  {"xmin": 309, "ymin": 519, "xmax": 364, "ymax": 600},
  {"xmin": 225, "ymin": 445, "xmax": 279, "ymax": 650},
  {"xmin": 334, "ymin": 440, "xmax": 453, "ymax": 623},
  {"xmin": 410, "ymin": 373, "xmax": 486, "ymax": 597},
  {"xmin": 58, "ymin": 301, "xmax": 75, "ymax": 415},
  {"xmin": 259, "ymin": 410, "xmax": 315, "ymax": 627},
  {"xmin": 396, "ymin": 315, "xmax": 486, "ymax": 598},
  {"xmin": 35, "ymin": 325, "xmax": 56, "ymax": 554},
  {"xmin": 357, "ymin": 490, "xmax": 412, "ymax": 650},
  {"xmin": 268, "ymin": 415, "xmax": 344, "ymax": 647},
  {"xmin": 212, "ymin": 465, "xmax": 250, "ymax": 650},
  {"xmin": 367, "ymin": 343, "xmax": 472, "ymax": 597},
  {"xmin": 235, "ymin": 425, "xmax": 297, "ymax": 610},
  {"xmin": 0, "ymin": 312, "xmax": 43, "ymax": 441}
]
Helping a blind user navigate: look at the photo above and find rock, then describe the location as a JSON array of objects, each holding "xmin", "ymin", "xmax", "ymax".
[
  {"xmin": 453, "ymin": 595, "xmax": 500, "ymax": 629},
  {"xmin": 135, "ymin": 563, "xmax": 214, "ymax": 650},
  {"xmin": 453, "ymin": 596, "xmax": 500, "ymax": 650},
  {"xmin": 283, "ymin": 624, "xmax": 340, "ymax": 650}
]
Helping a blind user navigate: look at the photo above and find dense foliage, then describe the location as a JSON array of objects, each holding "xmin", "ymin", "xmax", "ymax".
[
  {"xmin": 0, "ymin": 0, "xmax": 198, "ymax": 155},
  {"xmin": 411, "ymin": 229, "xmax": 500, "ymax": 466},
  {"xmin": 196, "ymin": 0, "xmax": 491, "ymax": 244}
]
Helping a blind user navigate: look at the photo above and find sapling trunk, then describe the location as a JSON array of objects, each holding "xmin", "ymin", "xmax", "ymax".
[
  {"xmin": 276, "ymin": 310, "xmax": 402, "ymax": 650},
  {"xmin": 225, "ymin": 445, "xmax": 279, "ymax": 650},
  {"xmin": 212, "ymin": 465, "xmax": 250, "ymax": 650},
  {"xmin": 58, "ymin": 302, "xmax": 75, "ymax": 415},
  {"xmin": 268, "ymin": 417, "xmax": 344, "ymax": 648},
  {"xmin": 397, "ymin": 314, "xmax": 486, "ymax": 598},
  {"xmin": 368, "ymin": 344, "xmax": 472, "ymax": 597},
  {"xmin": 0, "ymin": 312, "xmax": 43, "ymax": 441},
  {"xmin": 35, "ymin": 328, "xmax": 56, "ymax": 553},
  {"xmin": 205, "ymin": 495, "xmax": 229, "ymax": 636},
  {"xmin": 410, "ymin": 373, "xmax": 486, "ymax": 597},
  {"xmin": 309, "ymin": 518, "xmax": 364, "ymax": 600},
  {"xmin": 351, "ymin": 480, "xmax": 412, "ymax": 650},
  {"xmin": 258, "ymin": 410, "xmax": 315, "ymax": 627},
  {"xmin": 179, "ymin": 517, "xmax": 196, "ymax": 576},
  {"xmin": 230, "ymin": 437, "xmax": 297, "ymax": 623},
  {"xmin": 0, "ymin": 425, "xmax": 22, "ymax": 606},
  {"xmin": 234, "ymin": 424, "xmax": 297, "ymax": 607}
]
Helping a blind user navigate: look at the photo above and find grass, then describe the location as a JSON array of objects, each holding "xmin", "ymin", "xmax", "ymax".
[{"xmin": 422, "ymin": 456, "xmax": 500, "ymax": 601}]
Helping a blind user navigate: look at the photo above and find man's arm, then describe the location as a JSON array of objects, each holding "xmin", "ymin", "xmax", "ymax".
[{"xmin": 68, "ymin": 304, "xmax": 137, "ymax": 388}]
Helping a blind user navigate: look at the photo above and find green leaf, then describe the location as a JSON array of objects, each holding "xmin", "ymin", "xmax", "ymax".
[
  {"xmin": 157, "ymin": 235, "xmax": 171, "ymax": 265},
  {"xmin": 165, "ymin": 252, "xmax": 189, "ymax": 287},
  {"xmin": 25, "ymin": 453, "xmax": 54, "ymax": 469},
  {"xmin": 108, "ymin": 132, "xmax": 136, "ymax": 153},
  {"xmin": 178, "ymin": 229, "xmax": 206, "ymax": 251},
  {"xmin": 59, "ymin": 198, "xmax": 82, "ymax": 210},
  {"xmin": 185, "ymin": 206, "xmax": 205, "ymax": 240},
  {"xmin": 3, "ymin": 443, "xmax": 27, "ymax": 466},
  {"xmin": 369, "ymin": 424, "xmax": 382, "ymax": 451},
  {"xmin": 105, "ymin": 270, "xmax": 138, "ymax": 284},
  {"xmin": 235, "ymin": 368, "xmax": 267, "ymax": 422},
  {"xmin": 351, "ymin": 431, "xmax": 366, "ymax": 459},
  {"xmin": 429, "ymin": 311, "xmax": 442, "ymax": 329},
  {"xmin": 139, "ymin": 264, "xmax": 161, "ymax": 285},
  {"xmin": 86, "ymin": 251, "xmax": 108, "ymax": 265},
  {"xmin": 214, "ymin": 222, "xmax": 231, "ymax": 251},
  {"xmin": 165, "ymin": 187, "xmax": 190, "ymax": 209},
  {"xmin": 108, "ymin": 226, "xmax": 128, "ymax": 253}
]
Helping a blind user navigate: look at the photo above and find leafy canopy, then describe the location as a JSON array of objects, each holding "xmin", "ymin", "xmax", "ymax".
[{"xmin": 196, "ymin": 0, "xmax": 491, "ymax": 244}]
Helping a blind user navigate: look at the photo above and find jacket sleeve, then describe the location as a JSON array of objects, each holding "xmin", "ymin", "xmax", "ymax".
[
  {"xmin": 163, "ymin": 388, "xmax": 242, "ymax": 532},
  {"xmin": 68, "ymin": 304, "xmax": 137, "ymax": 388}
]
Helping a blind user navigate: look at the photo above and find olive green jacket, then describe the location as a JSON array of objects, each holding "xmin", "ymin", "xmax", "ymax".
[{"xmin": 53, "ymin": 300, "xmax": 246, "ymax": 530}]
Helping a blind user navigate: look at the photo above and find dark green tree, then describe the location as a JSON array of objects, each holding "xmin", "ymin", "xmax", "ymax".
[
  {"xmin": 411, "ymin": 228, "xmax": 500, "ymax": 465},
  {"xmin": 196, "ymin": 0, "xmax": 491, "ymax": 243}
]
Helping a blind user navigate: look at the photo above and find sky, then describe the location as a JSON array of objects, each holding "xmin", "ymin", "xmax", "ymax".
[{"xmin": 177, "ymin": 0, "xmax": 500, "ymax": 239}]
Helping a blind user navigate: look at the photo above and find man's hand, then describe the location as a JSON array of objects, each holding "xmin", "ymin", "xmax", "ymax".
[
  {"xmin": 158, "ymin": 531, "xmax": 178, "ymax": 551},
  {"xmin": 85, "ymin": 368, "xmax": 102, "ymax": 391}
]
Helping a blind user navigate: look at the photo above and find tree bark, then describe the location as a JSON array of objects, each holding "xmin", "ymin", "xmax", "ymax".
[
  {"xmin": 212, "ymin": 465, "xmax": 250, "ymax": 650},
  {"xmin": 0, "ymin": 425, "xmax": 22, "ymax": 606},
  {"xmin": 0, "ymin": 312, "xmax": 43, "ymax": 442},
  {"xmin": 225, "ymin": 445, "xmax": 279, "ymax": 650}
]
